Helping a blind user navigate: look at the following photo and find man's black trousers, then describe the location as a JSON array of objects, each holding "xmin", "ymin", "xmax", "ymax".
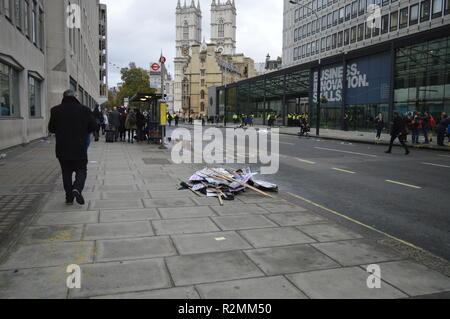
[{"xmin": 58, "ymin": 159, "xmax": 88, "ymax": 200}]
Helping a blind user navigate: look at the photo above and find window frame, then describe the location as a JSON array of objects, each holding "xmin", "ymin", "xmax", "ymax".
[
  {"xmin": 420, "ymin": 0, "xmax": 431, "ymax": 22},
  {"xmin": 410, "ymin": 4, "xmax": 419, "ymax": 25},
  {"xmin": 399, "ymin": 7, "xmax": 409, "ymax": 28},
  {"xmin": 390, "ymin": 11, "xmax": 398, "ymax": 32},
  {"xmin": 357, "ymin": 23, "xmax": 364, "ymax": 41},
  {"xmin": 0, "ymin": 62, "xmax": 20, "ymax": 118},
  {"xmin": 431, "ymin": 0, "xmax": 443, "ymax": 18},
  {"xmin": 28, "ymin": 75, "xmax": 42, "ymax": 118},
  {"xmin": 381, "ymin": 14, "xmax": 389, "ymax": 33}
]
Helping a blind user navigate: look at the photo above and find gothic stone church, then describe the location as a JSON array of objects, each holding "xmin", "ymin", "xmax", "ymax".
[{"xmin": 174, "ymin": 0, "xmax": 257, "ymax": 117}]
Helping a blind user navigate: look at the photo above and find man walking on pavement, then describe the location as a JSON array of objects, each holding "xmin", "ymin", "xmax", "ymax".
[
  {"xmin": 48, "ymin": 90, "xmax": 98, "ymax": 205},
  {"xmin": 385, "ymin": 111, "xmax": 410, "ymax": 155}
]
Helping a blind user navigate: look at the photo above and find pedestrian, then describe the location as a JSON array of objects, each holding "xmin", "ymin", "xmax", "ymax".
[
  {"xmin": 136, "ymin": 109, "xmax": 145, "ymax": 142},
  {"xmin": 174, "ymin": 113, "xmax": 179, "ymax": 126},
  {"xmin": 102, "ymin": 111, "xmax": 108, "ymax": 135},
  {"xmin": 410, "ymin": 113, "xmax": 420, "ymax": 144},
  {"xmin": 48, "ymin": 89, "xmax": 98, "ymax": 205},
  {"xmin": 92, "ymin": 105, "xmax": 103, "ymax": 142},
  {"xmin": 343, "ymin": 113, "xmax": 349, "ymax": 131},
  {"xmin": 437, "ymin": 113, "xmax": 449, "ymax": 146},
  {"xmin": 109, "ymin": 107, "xmax": 121, "ymax": 142},
  {"xmin": 167, "ymin": 113, "xmax": 173, "ymax": 126},
  {"xmin": 385, "ymin": 111, "xmax": 410, "ymax": 155},
  {"xmin": 421, "ymin": 112, "xmax": 430, "ymax": 144},
  {"xmin": 119, "ymin": 109, "xmax": 127, "ymax": 142},
  {"xmin": 125, "ymin": 109, "xmax": 137, "ymax": 143},
  {"xmin": 429, "ymin": 114, "xmax": 436, "ymax": 143}
]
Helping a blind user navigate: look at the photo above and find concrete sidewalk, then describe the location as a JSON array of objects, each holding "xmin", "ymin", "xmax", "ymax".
[{"xmin": 0, "ymin": 138, "xmax": 449, "ymax": 299}]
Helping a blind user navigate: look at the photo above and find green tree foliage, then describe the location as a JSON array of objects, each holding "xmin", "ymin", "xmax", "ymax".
[
  {"xmin": 105, "ymin": 89, "xmax": 118, "ymax": 109},
  {"xmin": 116, "ymin": 62, "xmax": 153, "ymax": 107}
]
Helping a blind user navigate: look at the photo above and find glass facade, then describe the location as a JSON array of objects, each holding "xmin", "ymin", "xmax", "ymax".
[
  {"xmin": 394, "ymin": 35, "xmax": 450, "ymax": 119},
  {"xmin": 28, "ymin": 75, "xmax": 41, "ymax": 117},
  {"xmin": 0, "ymin": 62, "xmax": 20, "ymax": 117}
]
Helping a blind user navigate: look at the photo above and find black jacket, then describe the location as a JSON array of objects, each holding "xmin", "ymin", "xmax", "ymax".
[
  {"xmin": 390, "ymin": 115, "xmax": 407, "ymax": 136},
  {"xmin": 109, "ymin": 110, "xmax": 121, "ymax": 128},
  {"xmin": 48, "ymin": 96, "xmax": 98, "ymax": 160}
]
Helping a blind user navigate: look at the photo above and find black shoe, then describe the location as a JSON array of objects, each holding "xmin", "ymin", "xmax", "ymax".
[
  {"xmin": 405, "ymin": 150, "xmax": 410, "ymax": 155},
  {"xmin": 385, "ymin": 150, "xmax": 391, "ymax": 154},
  {"xmin": 72, "ymin": 189, "xmax": 85, "ymax": 205},
  {"xmin": 65, "ymin": 200, "xmax": 74, "ymax": 205}
]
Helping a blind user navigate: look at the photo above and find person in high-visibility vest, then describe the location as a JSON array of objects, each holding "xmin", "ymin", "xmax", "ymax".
[
  {"xmin": 267, "ymin": 113, "xmax": 272, "ymax": 128},
  {"xmin": 288, "ymin": 113, "xmax": 292, "ymax": 126},
  {"xmin": 232, "ymin": 113, "xmax": 238, "ymax": 124}
]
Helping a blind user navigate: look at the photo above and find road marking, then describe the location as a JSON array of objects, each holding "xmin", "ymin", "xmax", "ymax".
[
  {"xmin": 287, "ymin": 192, "xmax": 427, "ymax": 253},
  {"xmin": 277, "ymin": 141, "xmax": 295, "ymax": 145},
  {"xmin": 437, "ymin": 154, "xmax": 450, "ymax": 158},
  {"xmin": 332, "ymin": 168, "xmax": 356, "ymax": 174},
  {"xmin": 422, "ymin": 162, "xmax": 450, "ymax": 168},
  {"xmin": 315, "ymin": 147, "xmax": 378, "ymax": 158},
  {"xmin": 297, "ymin": 158, "xmax": 316, "ymax": 164},
  {"xmin": 385, "ymin": 180, "xmax": 422, "ymax": 189}
]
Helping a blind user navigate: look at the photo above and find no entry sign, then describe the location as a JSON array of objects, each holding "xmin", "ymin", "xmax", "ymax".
[{"xmin": 151, "ymin": 63, "xmax": 160, "ymax": 71}]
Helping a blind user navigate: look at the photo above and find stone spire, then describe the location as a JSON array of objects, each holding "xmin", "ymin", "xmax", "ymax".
[{"xmin": 177, "ymin": 0, "xmax": 181, "ymax": 9}]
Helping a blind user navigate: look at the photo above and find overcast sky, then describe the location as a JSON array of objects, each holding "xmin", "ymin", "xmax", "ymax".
[{"xmin": 102, "ymin": 0, "xmax": 284, "ymax": 88}]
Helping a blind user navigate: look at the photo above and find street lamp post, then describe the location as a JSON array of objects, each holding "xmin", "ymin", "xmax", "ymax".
[{"xmin": 289, "ymin": 0, "xmax": 322, "ymax": 135}]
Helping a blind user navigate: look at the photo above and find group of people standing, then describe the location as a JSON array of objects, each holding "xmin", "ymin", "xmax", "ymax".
[
  {"xmin": 92, "ymin": 106, "xmax": 147, "ymax": 143},
  {"xmin": 232, "ymin": 113, "xmax": 254, "ymax": 127},
  {"xmin": 287, "ymin": 113, "xmax": 309, "ymax": 127}
]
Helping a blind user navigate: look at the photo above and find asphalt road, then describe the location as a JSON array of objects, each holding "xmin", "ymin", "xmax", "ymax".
[{"xmin": 168, "ymin": 125, "xmax": 450, "ymax": 261}]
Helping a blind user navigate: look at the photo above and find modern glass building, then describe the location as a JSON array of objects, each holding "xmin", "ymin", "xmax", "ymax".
[{"xmin": 214, "ymin": 0, "xmax": 450, "ymax": 130}]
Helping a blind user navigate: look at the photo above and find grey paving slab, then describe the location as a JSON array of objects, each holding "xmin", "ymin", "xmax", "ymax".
[
  {"xmin": 143, "ymin": 198, "xmax": 195, "ymax": 208},
  {"xmin": 244, "ymin": 244, "xmax": 340, "ymax": 275},
  {"xmin": 364, "ymin": 261, "xmax": 450, "ymax": 296},
  {"xmin": 100, "ymin": 208, "xmax": 160, "ymax": 223},
  {"xmin": 0, "ymin": 266, "xmax": 68, "ymax": 299},
  {"xmin": 152, "ymin": 217, "xmax": 220, "ymax": 235},
  {"xmin": 211, "ymin": 204, "xmax": 270, "ymax": 216},
  {"xmin": 96, "ymin": 236, "xmax": 176, "ymax": 262},
  {"xmin": 69, "ymin": 259, "xmax": 172, "ymax": 298},
  {"xmin": 92, "ymin": 286, "xmax": 200, "ymax": 299},
  {"xmin": 34, "ymin": 211, "xmax": 99, "ymax": 225},
  {"xmin": 0, "ymin": 241, "xmax": 94, "ymax": 270},
  {"xmin": 190, "ymin": 197, "xmax": 241, "ymax": 206},
  {"xmin": 158, "ymin": 206, "xmax": 217, "ymax": 219},
  {"xmin": 101, "ymin": 191, "xmax": 150, "ymax": 200},
  {"xmin": 20, "ymin": 225, "xmax": 84, "ymax": 244},
  {"xmin": 266, "ymin": 212, "xmax": 326, "ymax": 226},
  {"xmin": 237, "ymin": 195, "xmax": 284, "ymax": 204},
  {"xmin": 89, "ymin": 199, "xmax": 144, "ymax": 210},
  {"xmin": 258, "ymin": 202, "xmax": 308, "ymax": 213},
  {"xmin": 166, "ymin": 251, "xmax": 264, "ymax": 286},
  {"xmin": 50, "ymin": 192, "xmax": 102, "ymax": 201},
  {"xmin": 212, "ymin": 215, "xmax": 277, "ymax": 231},
  {"xmin": 196, "ymin": 276, "xmax": 308, "ymax": 299},
  {"xmin": 239, "ymin": 227, "xmax": 316, "ymax": 248},
  {"xmin": 149, "ymin": 190, "xmax": 197, "ymax": 198},
  {"xmin": 138, "ymin": 184, "xmax": 180, "ymax": 192},
  {"xmin": 297, "ymin": 223, "xmax": 363, "ymax": 242},
  {"xmin": 94, "ymin": 185, "xmax": 138, "ymax": 192},
  {"xmin": 172, "ymin": 231, "xmax": 253, "ymax": 255},
  {"xmin": 287, "ymin": 267, "xmax": 408, "ymax": 299},
  {"xmin": 41, "ymin": 199, "xmax": 89, "ymax": 212},
  {"xmin": 312, "ymin": 239, "xmax": 403, "ymax": 267},
  {"xmin": 83, "ymin": 221, "xmax": 154, "ymax": 240}
]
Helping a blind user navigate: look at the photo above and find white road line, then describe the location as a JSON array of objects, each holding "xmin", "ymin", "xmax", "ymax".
[
  {"xmin": 315, "ymin": 147, "xmax": 378, "ymax": 158},
  {"xmin": 421, "ymin": 162, "xmax": 450, "ymax": 168},
  {"xmin": 297, "ymin": 158, "xmax": 316, "ymax": 164},
  {"xmin": 438, "ymin": 154, "xmax": 450, "ymax": 158},
  {"xmin": 332, "ymin": 168, "xmax": 356, "ymax": 174},
  {"xmin": 385, "ymin": 180, "xmax": 422, "ymax": 189}
]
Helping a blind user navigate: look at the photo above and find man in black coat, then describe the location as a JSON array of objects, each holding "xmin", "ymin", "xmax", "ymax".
[
  {"xmin": 48, "ymin": 90, "xmax": 98, "ymax": 205},
  {"xmin": 108, "ymin": 107, "xmax": 121, "ymax": 142},
  {"xmin": 385, "ymin": 111, "xmax": 410, "ymax": 155}
]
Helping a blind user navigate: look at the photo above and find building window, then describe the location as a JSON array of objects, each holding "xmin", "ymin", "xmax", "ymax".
[
  {"xmin": 365, "ymin": 22, "xmax": 372, "ymax": 39},
  {"xmin": 28, "ymin": 76, "xmax": 41, "ymax": 118},
  {"xmin": 357, "ymin": 23, "xmax": 364, "ymax": 41},
  {"xmin": 315, "ymin": 39, "xmax": 319, "ymax": 54},
  {"xmin": 321, "ymin": 37, "xmax": 326, "ymax": 52},
  {"xmin": 201, "ymin": 69, "xmax": 205, "ymax": 76},
  {"xmin": 333, "ymin": 10, "xmax": 338, "ymax": 26},
  {"xmin": 24, "ymin": 0, "xmax": 29, "ymax": 37},
  {"xmin": 327, "ymin": 13, "xmax": 332, "ymax": 28},
  {"xmin": 373, "ymin": 24, "xmax": 380, "ymax": 36},
  {"xmin": 218, "ymin": 18, "xmax": 224, "ymax": 38},
  {"xmin": 311, "ymin": 20, "xmax": 316, "ymax": 34},
  {"xmin": 200, "ymin": 102, "xmax": 205, "ymax": 112},
  {"xmin": 344, "ymin": 29, "xmax": 350, "ymax": 45},
  {"xmin": 307, "ymin": 22, "xmax": 311, "ymax": 36},
  {"xmin": 420, "ymin": 0, "xmax": 431, "ymax": 21},
  {"xmin": 445, "ymin": 0, "xmax": 450, "ymax": 14},
  {"xmin": 321, "ymin": 16, "xmax": 326, "ymax": 30},
  {"xmin": 326, "ymin": 35, "xmax": 331, "ymax": 50},
  {"xmin": 4, "ymin": 0, "xmax": 11, "ymax": 19},
  {"xmin": 183, "ymin": 21, "xmax": 189, "ymax": 40},
  {"xmin": 350, "ymin": 26, "xmax": 357, "ymax": 43},
  {"xmin": 345, "ymin": 4, "xmax": 351, "ymax": 20},
  {"xmin": 390, "ymin": 11, "xmax": 398, "ymax": 31},
  {"xmin": 381, "ymin": 14, "xmax": 389, "ymax": 33},
  {"xmin": 410, "ymin": 4, "xmax": 419, "ymax": 24},
  {"xmin": 38, "ymin": 7, "xmax": 44, "ymax": 49},
  {"xmin": 200, "ymin": 90, "xmax": 205, "ymax": 100},
  {"xmin": 339, "ymin": 7, "xmax": 345, "ymax": 23},
  {"xmin": 382, "ymin": 0, "xmax": 389, "ymax": 5},
  {"xmin": 432, "ymin": 0, "xmax": 443, "ymax": 18},
  {"xmin": 332, "ymin": 33, "xmax": 337, "ymax": 49},
  {"xmin": 306, "ymin": 43, "xmax": 311, "ymax": 56},
  {"xmin": 201, "ymin": 79, "xmax": 205, "ymax": 87},
  {"xmin": 337, "ymin": 31, "xmax": 343, "ymax": 47},
  {"xmin": 358, "ymin": 0, "xmax": 366, "ymax": 15},
  {"xmin": 0, "ymin": 62, "xmax": 20, "ymax": 117},
  {"xmin": 318, "ymin": 0, "xmax": 322, "ymax": 10},
  {"xmin": 293, "ymin": 47, "xmax": 298, "ymax": 61},
  {"xmin": 399, "ymin": 7, "xmax": 408, "ymax": 28},
  {"xmin": 352, "ymin": 1, "xmax": 358, "ymax": 18},
  {"xmin": 31, "ymin": 0, "xmax": 36, "ymax": 43},
  {"xmin": 14, "ymin": 0, "xmax": 22, "ymax": 29}
]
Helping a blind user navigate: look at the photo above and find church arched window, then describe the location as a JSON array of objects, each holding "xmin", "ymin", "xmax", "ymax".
[
  {"xmin": 200, "ymin": 90, "xmax": 205, "ymax": 99},
  {"xmin": 201, "ymin": 102, "xmax": 205, "ymax": 112},
  {"xmin": 218, "ymin": 18, "xmax": 224, "ymax": 38},
  {"xmin": 183, "ymin": 21, "xmax": 189, "ymax": 40}
]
